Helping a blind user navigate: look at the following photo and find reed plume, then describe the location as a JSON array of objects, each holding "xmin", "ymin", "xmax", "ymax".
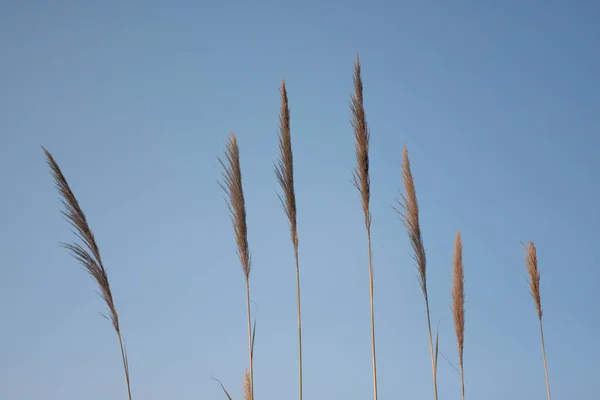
[
  {"xmin": 524, "ymin": 241, "xmax": 551, "ymax": 400},
  {"xmin": 43, "ymin": 147, "xmax": 132, "ymax": 400},
  {"xmin": 452, "ymin": 232, "xmax": 465, "ymax": 400},
  {"xmin": 219, "ymin": 133, "xmax": 254, "ymax": 400},
  {"xmin": 243, "ymin": 370, "xmax": 252, "ymax": 400},
  {"xmin": 350, "ymin": 54, "xmax": 378, "ymax": 400},
  {"xmin": 274, "ymin": 79, "xmax": 303, "ymax": 400},
  {"xmin": 395, "ymin": 145, "xmax": 438, "ymax": 400}
]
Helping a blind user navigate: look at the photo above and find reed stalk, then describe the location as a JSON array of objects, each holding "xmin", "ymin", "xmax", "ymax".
[
  {"xmin": 350, "ymin": 54, "xmax": 378, "ymax": 400},
  {"xmin": 395, "ymin": 145, "xmax": 438, "ymax": 400},
  {"xmin": 524, "ymin": 241, "xmax": 551, "ymax": 400},
  {"xmin": 274, "ymin": 79, "xmax": 303, "ymax": 400},
  {"xmin": 219, "ymin": 134, "xmax": 254, "ymax": 400},
  {"xmin": 43, "ymin": 147, "xmax": 132, "ymax": 400}
]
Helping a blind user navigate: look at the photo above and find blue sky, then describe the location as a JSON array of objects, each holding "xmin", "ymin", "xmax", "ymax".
[{"xmin": 1, "ymin": 1, "xmax": 599, "ymax": 399}]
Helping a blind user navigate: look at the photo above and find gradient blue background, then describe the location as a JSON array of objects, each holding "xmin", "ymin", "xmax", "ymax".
[{"xmin": 1, "ymin": 1, "xmax": 599, "ymax": 399}]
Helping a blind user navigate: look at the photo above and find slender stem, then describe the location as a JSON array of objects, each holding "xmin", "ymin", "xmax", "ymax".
[
  {"xmin": 539, "ymin": 318, "xmax": 551, "ymax": 400},
  {"xmin": 425, "ymin": 300, "xmax": 438, "ymax": 400},
  {"xmin": 246, "ymin": 279, "xmax": 254, "ymax": 400},
  {"xmin": 366, "ymin": 225, "xmax": 378, "ymax": 400},
  {"xmin": 117, "ymin": 332, "xmax": 132, "ymax": 400},
  {"xmin": 460, "ymin": 365, "xmax": 465, "ymax": 400},
  {"xmin": 294, "ymin": 246, "xmax": 303, "ymax": 400}
]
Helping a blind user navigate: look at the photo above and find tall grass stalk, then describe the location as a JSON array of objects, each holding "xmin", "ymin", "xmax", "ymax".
[
  {"xmin": 274, "ymin": 79, "xmax": 303, "ymax": 400},
  {"xmin": 350, "ymin": 54, "xmax": 378, "ymax": 400},
  {"xmin": 219, "ymin": 134, "xmax": 254, "ymax": 400},
  {"xmin": 452, "ymin": 232, "xmax": 465, "ymax": 400},
  {"xmin": 524, "ymin": 241, "xmax": 551, "ymax": 400},
  {"xmin": 395, "ymin": 145, "xmax": 438, "ymax": 400},
  {"xmin": 43, "ymin": 147, "xmax": 132, "ymax": 400}
]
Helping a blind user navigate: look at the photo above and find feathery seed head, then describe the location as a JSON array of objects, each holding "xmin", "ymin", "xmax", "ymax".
[
  {"xmin": 524, "ymin": 241, "xmax": 542, "ymax": 320},
  {"xmin": 396, "ymin": 145, "xmax": 428, "ymax": 297},
  {"xmin": 452, "ymin": 231, "xmax": 465, "ymax": 368},
  {"xmin": 351, "ymin": 56, "xmax": 371, "ymax": 227},
  {"xmin": 43, "ymin": 147, "xmax": 121, "ymax": 333},
  {"xmin": 275, "ymin": 79, "xmax": 298, "ymax": 248},
  {"xmin": 243, "ymin": 370, "xmax": 252, "ymax": 400},
  {"xmin": 219, "ymin": 134, "xmax": 251, "ymax": 279}
]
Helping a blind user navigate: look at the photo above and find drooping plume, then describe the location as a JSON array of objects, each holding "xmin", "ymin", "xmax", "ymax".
[
  {"xmin": 219, "ymin": 133, "xmax": 254, "ymax": 400},
  {"xmin": 396, "ymin": 145, "xmax": 438, "ymax": 400},
  {"xmin": 44, "ymin": 147, "xmax": 132, "ymax": 400}
]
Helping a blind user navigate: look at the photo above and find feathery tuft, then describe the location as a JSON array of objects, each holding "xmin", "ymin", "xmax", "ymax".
[
  {"xmin": 43, "ymin": 147, "xmax": 132, "ymax": 400},
  {"xmin": 525, "ymin": 241, "xmax": 542, "ymax": 320},
  {"xmin": 219, "ymin": 133, "xmax": 251, "ymax": 279},
  {"xmin": 219, "ymin": 134, "xmax": 255, "ymax": 400},
  {"xmin": 275, "ymin": 79, "xmax": 304, "ymax": 400},
  {"xmin": 395, "ymin": 145, "xmax": 438, "ymax": 400},
  {"xmin": 351, "ymin": 55, "xmax": 371, "ymax": 227},
  {"xmin": 275, "ymin": 79, "xmax": 298, "ymax": 247},
  {"xmin": 350, "ymin": 55, "xmax": 378, "ymax": 400},
  {"xmin": 452, "ymin": 231, "xmax": 465, "ymax": 400},
  {"xmin": 396, "ymin": 145, "xmax": 427, "ymax": 297},
  {"xmin": 523, "ymin": 241, "xmax": 551, "ymax": 399},
  {"xmin": 243, "ymin": 370, "xmax": 252, "ymax": 400}
]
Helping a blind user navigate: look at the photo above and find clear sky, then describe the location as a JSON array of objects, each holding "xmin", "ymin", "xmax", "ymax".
[{"xmin": 1, "ymin": 1, "xmax": 599, "ymax": 399}]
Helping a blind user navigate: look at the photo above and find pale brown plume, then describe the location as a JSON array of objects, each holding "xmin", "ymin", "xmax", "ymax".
[
  {"xmin": 524, "ymin": 241, "xmax": 551, "ymax": 400},
  {"xmin": 219, "ymin": 134, "xmax": 255, "ymax": 400},
  {"xmin": 219, "ymin": 133, "xmax": 251, "ymax": 279},
  {"xmin": 275, "ymin": 79, "xmax": 304, "ymax": 400},
  {"xmin": 525, "ymin": 241, "xmax": 542, "ymax": 320},
  {"xmin": 452, "ymin": 231, "xmax": 465, "ymax": 400},
  {"xmin": 243, "ymin": 370, "xmax": 252, "ymax": 400},
  {"xmin": 395, "ymin": 145, "xmax": 438, "ymax": 400},
  {"xmin": 43, "ymin": 147, "xmax": 132, "ymax": 400},
  {"xmin": 275, "ymin": 79, "xmax": 298, "ymax": 247},
  {"xmin": 350, "ymin": 54, "xmax": 378, "ymax": 400},
  {"xmin": 351, "ymin": 54, "xmax": 371, "ymax": 229}
]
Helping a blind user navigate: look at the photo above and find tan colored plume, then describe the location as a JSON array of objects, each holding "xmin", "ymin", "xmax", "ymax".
[
  {"xmin": 395, "ymin": 145, "xmax": 438, "ymax": 400},
  {"xmin": 243, "ymin": 369, "xmax": 252, "ymax": 400},
  {"xmin": 219, "ymin": 134, "xmax": 254, "ymax": 400},
  {"xmin": 350, "ymin": 54, "xmax": 378, "ymax": 400},
  {"xmin": 524, "ymin": 241, "xmax": 551, "ymax": 400},
  {"xmin": 275, "ymin": 79, "xmax": 304, "ymax": 400},
  {"xmin": 43, "ymin": 147, "xmax": 132, "ymax": 400},
  {"xmin": 452, "ymin": 232, "xmax": 465, "ymax": 400}
]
